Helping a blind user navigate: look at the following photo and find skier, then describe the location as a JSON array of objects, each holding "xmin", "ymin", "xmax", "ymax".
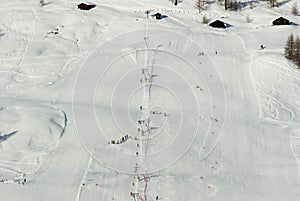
[
  {"xmin": 156, "ymin": 195, "xmax": 159, "ymax": 200},
  {"xmin": 196, "ymin": 85, "xmax": 203, "ymax": 91}
]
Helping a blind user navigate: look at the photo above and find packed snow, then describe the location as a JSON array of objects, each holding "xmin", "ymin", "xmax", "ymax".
[{"xmin": 0, "ymin": 0, "xmax": 300, "ymax": 200}]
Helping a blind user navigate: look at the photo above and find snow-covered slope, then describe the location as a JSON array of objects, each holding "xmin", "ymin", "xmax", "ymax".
[{"xmin": 0, "ymin": 0, "xmax": 300, "ymax": 200}]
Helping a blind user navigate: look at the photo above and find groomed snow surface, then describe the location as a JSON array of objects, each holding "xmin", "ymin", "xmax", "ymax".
[{"xmin": 0, "ymin": 0, "xmax": 300, "ymax": 200}]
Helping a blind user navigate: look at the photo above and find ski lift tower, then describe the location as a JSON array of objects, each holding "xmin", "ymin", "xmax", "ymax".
[{"xmin": 145, "ymin": 10, "xmax": 150, "ymax": 19}]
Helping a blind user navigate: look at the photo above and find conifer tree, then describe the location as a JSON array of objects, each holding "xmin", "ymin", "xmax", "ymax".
[
  {"xmin": 293, "ymin": 36, "xmax": 300, "ymax": 67},
  {"xmin": 284, "ymin": 34, "xmax": 294, "ymax": 60},
  {"xmin": 40, "ymin": 0, "xmax": 45, "ymax": 6}
]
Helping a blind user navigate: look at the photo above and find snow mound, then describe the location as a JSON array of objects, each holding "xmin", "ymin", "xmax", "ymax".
[{"xmin": 0, "ymin": 101, "xmax": 66, "ymax": 181}]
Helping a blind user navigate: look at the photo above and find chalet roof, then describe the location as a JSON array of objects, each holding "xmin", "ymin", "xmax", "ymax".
[
  {"xmin": 272, "ymin": 17, "xmax": 290, "ymax": 25},
  {"xmin": 77, "ymin": 3, "xmax": 96, "ymax": 10},
  {"xmin": 209, "ymin": 20, "xmax": 226, "ymax": 29}
]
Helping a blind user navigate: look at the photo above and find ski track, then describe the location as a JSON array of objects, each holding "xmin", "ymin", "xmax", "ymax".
[
  {"xmin": 76, "ymin": 154, "xmax": 93, "ymax": 201},
  {"xmin": 248, "ymin": 35, "xmax": 300, "ymax": 179},
  {"xmin": 1, "ymin": 0, "xmax": 300, "ymax": 200}
]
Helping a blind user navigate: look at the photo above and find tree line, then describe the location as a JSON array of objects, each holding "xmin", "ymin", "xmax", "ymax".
[
  {"xmin": 284, "ymin": 34, "xmax": 300, "ymax": 68},
  {"xmin": 194, "ymin": 0, "xmax": 298, "ymax": 14}
]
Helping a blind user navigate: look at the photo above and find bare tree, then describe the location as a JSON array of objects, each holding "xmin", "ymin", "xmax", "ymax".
[
  {"xmin": 249, "ymin": 1, "xmax": 253, "ymax": 9},
  {"xmin": 225, "ymin": 0, "xmax": 239, "ymax": 11},
  {"xmin": 225, "ymin": 0, "xmax": 229, "ymax": 10},
  {"xmin": 202, "ymin": 15, "xmax": 208, "ymax": 24},
  {"xmin": 170, "ymin": 0, "xmax": 178, "ymax": 6},
  {"xmin": 195, "ymin": 0, "xmax": 206, "ymax": 13},
  {"xmin": 269, "ymin": 0, "xmax": 276, "ymax": 7},
  {"xmin": 246, "ymin": 14, "xmax": 251, "ymax": 23},
  {"xmin": 291, "ymin": 2, "xmax": 299, "ymax": 16}
]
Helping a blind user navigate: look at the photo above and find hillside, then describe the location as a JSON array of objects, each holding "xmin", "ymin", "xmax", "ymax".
[{"xmin": 0, "ymin": 0, "xmax": 300, "ymax": 200}]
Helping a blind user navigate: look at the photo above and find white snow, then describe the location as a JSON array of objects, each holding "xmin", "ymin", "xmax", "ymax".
[{"xmin": 0, "ymin": 0, "xmax": 300, "ymax": 200}]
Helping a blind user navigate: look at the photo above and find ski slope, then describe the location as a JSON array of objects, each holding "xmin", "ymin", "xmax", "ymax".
[{"xmin": 0, "ymin": 0, "xmax": 300, "ymax": 200}]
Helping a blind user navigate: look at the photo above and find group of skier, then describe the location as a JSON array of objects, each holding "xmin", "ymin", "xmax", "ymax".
[
  {"xmin": 1, "ymin": 178, "xmax": 27, "ymax": 185},
  {"xmin": 109, "ymin": 135, "xmax": 129, "ymax": 145}
]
